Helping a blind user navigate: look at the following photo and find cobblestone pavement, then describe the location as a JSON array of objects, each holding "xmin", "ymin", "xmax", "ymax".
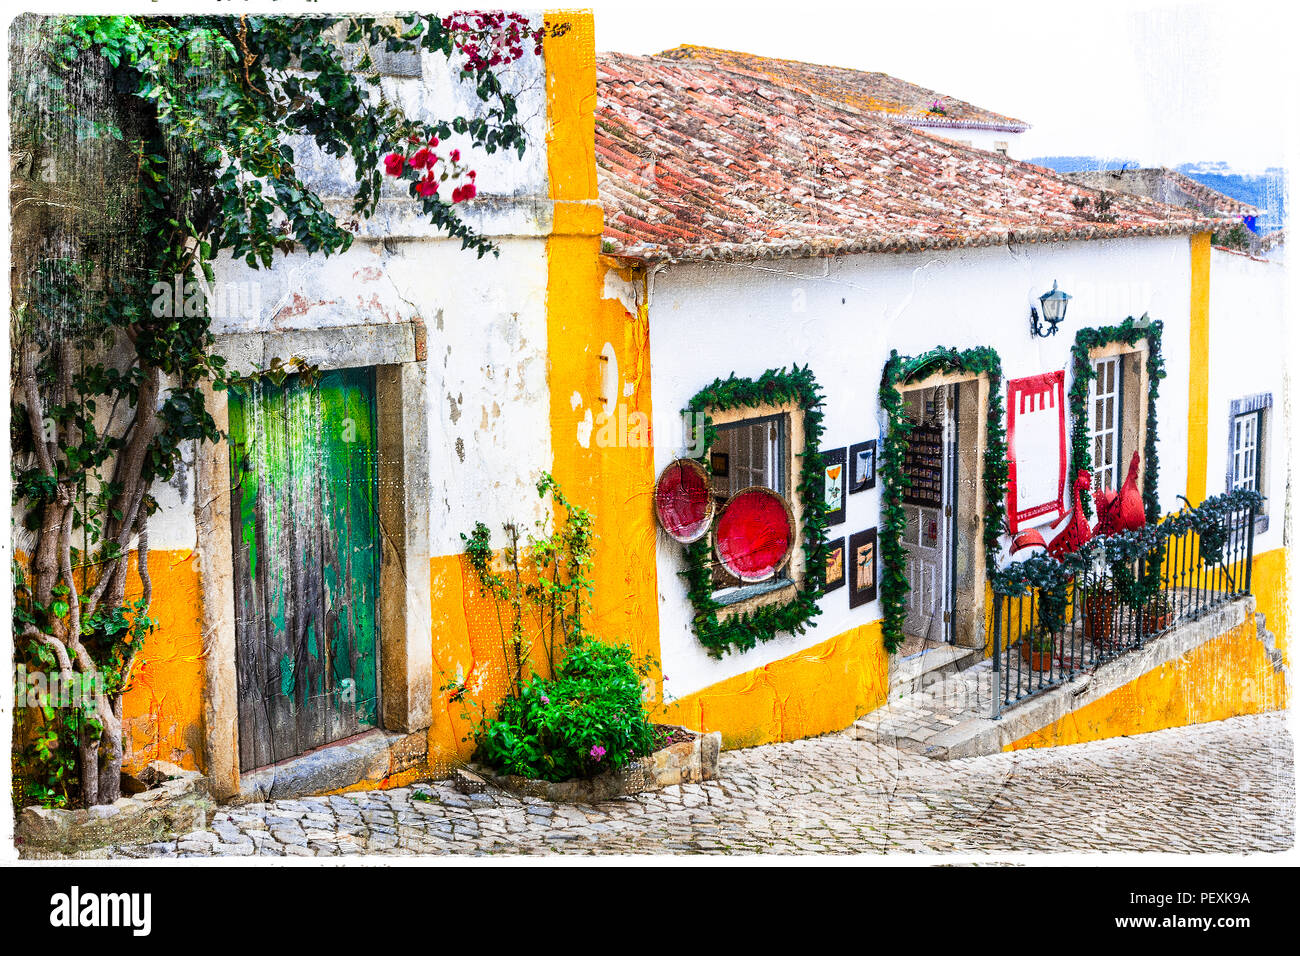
[{"xmin": 111, "ymin": 713, "xmax": 1294, "ymax": 857}]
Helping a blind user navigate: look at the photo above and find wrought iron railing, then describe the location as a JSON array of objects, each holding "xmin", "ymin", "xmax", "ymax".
[{"xmin": 989, "ymin": 490, "xmax": 1260, "ymax": 717}]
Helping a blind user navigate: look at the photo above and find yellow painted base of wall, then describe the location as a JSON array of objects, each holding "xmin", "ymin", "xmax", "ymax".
[
  {"xmin": 120, "ymin": 550, "xmax": 205, "ymax": 775},
  {"xmin": 658, "ymin": 622, "xmax": 890, "ymax": 749},
  {"xmin": 1008, "ymin": 611, "xmax": 1288, "ymax": 751}
]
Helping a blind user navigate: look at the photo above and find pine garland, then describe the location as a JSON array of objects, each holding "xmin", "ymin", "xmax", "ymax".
[
  {"xmin": 1067, "ymin": 317, "xmax": 1165, "ymax": 520},
  {"xmin": 878, "ymin": 347, "xmax": 1007, "ymax": 653},
  {"xmin": 680, "ymin": 365, "xmax": 828, "ymax": 658}
]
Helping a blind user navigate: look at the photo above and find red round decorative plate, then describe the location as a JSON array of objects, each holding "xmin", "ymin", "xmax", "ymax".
[
  {"xmin": 714, "ymin": 488, "xmax": 795, "ymax": 583},
  {"xmin": 654, "ymin": 458, "xmax": 714, "ymax": 543}
]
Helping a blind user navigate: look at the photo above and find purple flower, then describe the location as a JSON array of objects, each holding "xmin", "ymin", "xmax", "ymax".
[
  {"xmin": 590, "ymin": 744, "xmax": 606, "ymax": 761},
  {"xmin": 540, "ymin": 695, "xmax": 550, "ymax": 705}
]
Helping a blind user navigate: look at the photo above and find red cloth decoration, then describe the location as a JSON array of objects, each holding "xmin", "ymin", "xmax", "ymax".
[
  {"xmin": 714, "ymin": 488, "xmax": 793, "ymax": 582},
  {"xmin": 1094, "ymin": 452, "xmax": 1144, "ymax": 535},
  {"xmin": 1046, "ymin": 469, "xmax": 1094, "ymax": 557},
  {"xmin": 1006, "ymin": 371, "xmax": 1068, "ymax": 534}
]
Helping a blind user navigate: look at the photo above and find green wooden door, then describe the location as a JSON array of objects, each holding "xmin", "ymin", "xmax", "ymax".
[{"xmin": 229, "ymin": 367, "xmax": 380, "ymax": 771}]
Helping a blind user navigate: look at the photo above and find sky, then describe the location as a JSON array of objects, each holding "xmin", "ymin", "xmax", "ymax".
[{"xmin": 589, "ymin": 0, "xmax": 1297, "ymax": 173}]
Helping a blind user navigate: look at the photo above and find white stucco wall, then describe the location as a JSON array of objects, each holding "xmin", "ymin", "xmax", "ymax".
[
  {"xmin": 914, "ymin": 125, "xmax": 1024, "ymax": 157},
  {"xmin": 170, "ymin": 24, "xmax": 556, "ymax": 558},
  {"xmin": 1207, "ymin": 248, "xmax": 1288, "ymax": 555},
  {"xmin": 646, "ymin": 235, "xmax": 1196, "ymax": 698}
]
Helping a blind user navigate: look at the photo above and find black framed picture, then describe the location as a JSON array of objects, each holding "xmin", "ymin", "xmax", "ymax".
[
  {"xmin": 822, "ymin": 446, "xmax": 847, "ymax": 526},
  {"xmin": 849, "ymin": 440, "xmax": 876, "ymax": 493},
  {"xmin": 824, "ymin": 537, "xmax": 846, "ymax": 593},
  {"xmin": 710, "ymin": 451, "xmax": 729, "ymax": 477},
  {"xmin": 848, "ymin": 527, "xmax": 878, "ymax": 609}
]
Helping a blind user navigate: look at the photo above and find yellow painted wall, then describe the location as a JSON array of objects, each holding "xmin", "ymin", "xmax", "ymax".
[
  {"xmin": 658, "ymin": 622, "xmax": 890, "ymax": 749},
  {"xmin": 542, "ymin": 11, "xmax": 664, "ymax": 672},
  {"xmin": 119, "ymin": 550, "xmax": 206, "ymax": 774},
  {"xmin": 1008, "ymin": 605, "xmax": 1288, "ymax": 751},
  {"xmin": 1251, "ymin": 547, "xmax": 1289, "ymax": 663},
  {"xmin": 1186, "ymin": 231, "xmax": 1211, "ymax": 505}
]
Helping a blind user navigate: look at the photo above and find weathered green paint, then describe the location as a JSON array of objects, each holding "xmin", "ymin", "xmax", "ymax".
[{"xmin": 229, "ymin": 367, "xmax": 380, "ymax": 771}]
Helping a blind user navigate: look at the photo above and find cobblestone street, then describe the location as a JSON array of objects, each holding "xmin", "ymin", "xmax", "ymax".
[{"xmin": 109, "ymin": 713, "xmax": 1294, "ymax": 857}]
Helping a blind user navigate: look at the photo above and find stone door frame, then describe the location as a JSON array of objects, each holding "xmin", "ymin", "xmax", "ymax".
[{"xmin": 194, "ymin": 322, "xmax": 431, "ymax": 799}]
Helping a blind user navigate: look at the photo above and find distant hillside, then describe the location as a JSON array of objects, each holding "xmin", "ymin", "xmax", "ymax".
[{"xmin": 1029, "ymin": 156, "xmax": 1286, "ymax": 233}]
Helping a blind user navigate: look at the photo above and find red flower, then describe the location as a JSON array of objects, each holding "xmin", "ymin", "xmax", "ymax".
[
  {"xmin": 416, "ymin": 177, "xmax": 438, "ymax": 198},
  {"xmin": 462, "ymin": 183, "xmax": 476, "ymax": 200},
  {"xmin": 451, "ymin": 186, "xmax": 464, "ymax": 203},
  {"xmin": 429, "ymin": 136, "xmax": 439, "ymax": 147},
  {"xmin": 410, "ymin": 148, "xmax": 435, "ymax": 171},
  {"xmin": 450, "ymin": 148, "xmax": 461, "ymax": 163},
  {"xmin": 383, "ymin": 153, "xmax": 406, "ymax": 176},
  {"xmin": 467, "ymin": 170, "xmax": 476, "ymax": 180}
]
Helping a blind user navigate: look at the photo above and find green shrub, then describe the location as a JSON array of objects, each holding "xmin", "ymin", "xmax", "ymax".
[{"xmin": 474, "ymin": 639, "xmax": 657, "ymax": 782}]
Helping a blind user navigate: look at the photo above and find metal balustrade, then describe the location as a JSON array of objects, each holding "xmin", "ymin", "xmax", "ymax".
[{"xmin": 990, "ymin": 495, "xmax": 1258, "ymax": 717}]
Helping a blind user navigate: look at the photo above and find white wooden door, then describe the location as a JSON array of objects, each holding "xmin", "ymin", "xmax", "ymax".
[{"xmin": 902, "ymin": 387, "xmax": 954, "ymax": 642}]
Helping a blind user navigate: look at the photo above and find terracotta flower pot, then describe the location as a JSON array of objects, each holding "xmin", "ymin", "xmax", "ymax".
[
  {"xmin": 1143, "ymin": 608, "xmax": 1173, "ymax": 634},
  {"xmin": 1020, "ymin": 640, "xmax": 1055, "ymax": 672},
  {"xmin": 1083, "ymin": 590, "xmax": 1118, "ymax": 646}
]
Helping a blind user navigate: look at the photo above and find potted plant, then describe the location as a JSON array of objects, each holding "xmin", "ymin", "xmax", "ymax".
[
  {"xmin": 1083, "ymin": 586, "xmax": 1119, "ymax": 646},
  {"xmin": 1142, "ymin": 591, "xmax": 1174, "ymax": 634},
  {"xmin": 1020, "ymin": 627, "xmax": 1057, "ymax": 672}
]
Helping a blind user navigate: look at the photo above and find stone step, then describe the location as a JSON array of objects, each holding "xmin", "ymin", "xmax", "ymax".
[
  {"xmin": 888, "ymin": 644, "xmax": 980, "ymax": 697},
  {"xmin": 852, "ymin": 597, "xmax": 1259, "ymax": 762}
]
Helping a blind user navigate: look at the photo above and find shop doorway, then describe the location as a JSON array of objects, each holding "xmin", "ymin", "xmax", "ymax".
[{"xmin": 897, "ymin": 376, "xmax": 986, "ymax": 653}]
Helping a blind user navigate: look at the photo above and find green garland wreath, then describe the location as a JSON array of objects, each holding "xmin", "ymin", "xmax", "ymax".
[
  {"xmin": 879, "ymin": 347, "xmax": 1008, "ymax": 654},
  {"xmin": 1067, "ymin": 317, "xmax": 1165, "ymax": 520},
  {"xmin": 679, "ymin": 365, "xmax": 828, "ymax": 658}
]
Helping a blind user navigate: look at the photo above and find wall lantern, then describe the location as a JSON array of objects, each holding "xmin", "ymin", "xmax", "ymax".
[{"xmin": 1030, "ymin": 280, "xmax": 1071, "ymax": 338}]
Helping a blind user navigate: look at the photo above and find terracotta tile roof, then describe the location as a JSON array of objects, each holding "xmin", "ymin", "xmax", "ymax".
[
  {"xmin": 1064, "ymin": 167, "xmax": 1260, "ymax": 218},
  {"xmin": 596, "ymin": 53, "xmax": 1231, "ymax": 263},
  {"xmin": 657, "ymin": 44, "xmax": 1030, "ymax": 132}
]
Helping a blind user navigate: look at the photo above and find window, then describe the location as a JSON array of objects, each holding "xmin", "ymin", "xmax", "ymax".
[
  {"xmin": 1089, "ymin": 355, "xmax": 1123, "ymax": 493},
  {"xmin": 710, "ymin": 414, "xmax": 785, "ymax": 499},
  {"xmin": 1226, "ymin": 393, "xmax": 1271, "ymax": 529},
  {"xmin": 994, "ymin": 141, "xmax": 1009, "ymax": 156},
  {"xmin": 708, "ymin": 412, "xmax": 794, "ymax": 602},
  {"xmin": 1231, "ymin": 411, "xmax": 1261, "ymax": 492}
]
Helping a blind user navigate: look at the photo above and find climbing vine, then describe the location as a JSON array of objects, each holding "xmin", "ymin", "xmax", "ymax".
[
  {"xmin": 878, "ymin": 347, "xmax": 1008, "ymax": 653},
  {"xmin": 10, "ymin": 13, "xmax": 548, "ymax": 807},
  {"xmin": 679, "ymin": 366, "xmax": 828, "ymax": 658},
  {"xmin": 1067, "ymin": 316, "xmax": 1165, "ymax": 520}
]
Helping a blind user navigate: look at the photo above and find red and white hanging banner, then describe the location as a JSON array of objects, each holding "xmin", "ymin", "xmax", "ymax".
[{"xmin": 1006, "ymin": 371, "xmax": 1067, "ymax": 534}]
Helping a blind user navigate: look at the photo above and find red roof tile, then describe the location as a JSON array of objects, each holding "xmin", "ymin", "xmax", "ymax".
[
  {"xmin": 657, "ymin": 44, "xmax": 1030, "ymax": 132},
  {"xmin": 1065, "ymin": 167, "xmax": 1260, "ymax": 218},
  {"xmin": 596, "ymin": 53, "xmax": 1231, "ymax": 263}
]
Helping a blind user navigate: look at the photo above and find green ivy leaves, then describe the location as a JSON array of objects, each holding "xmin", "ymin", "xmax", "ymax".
[
  {"xmin": 879, "ymin": 347, "xmax": 1007, "ymax": 654},
  {"xmin": 679, "ymin": 366, "xmax": 828, "ymax": 658}
]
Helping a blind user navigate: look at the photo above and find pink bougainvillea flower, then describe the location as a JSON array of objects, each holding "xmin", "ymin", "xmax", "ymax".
[
  {"xmin": 589, "ymin": 745, "xmax": 606, "ymax": 761},
  {"xmin": 410, "ymin": 147, "xmax": 435, "ymax": 171},
  {"xmin": 467, "ymin": 169, "xmax": 476, "ymax": 180},
  {"xmin": 461, "ymin": 183, "xmax": 477, "ymax": 200},
  {"xmin": 450, "ymin": 148, "xmax": 461, "ymax": 162},
  {"xmin": 416, "ymin": 177, "xmax": 438, "ymax": 197},
  {"xmin": 383, "ymin": 152, "xmax": 406, "ymax": 176}
]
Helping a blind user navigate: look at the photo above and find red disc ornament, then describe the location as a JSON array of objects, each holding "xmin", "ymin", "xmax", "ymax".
[
  {"xmin": 714, "ymin": 487, "xmax": 795, "ymax": 583},
  {"xmin": 654, "ymin": 458, "xmax": 714, "ymax": 543}
]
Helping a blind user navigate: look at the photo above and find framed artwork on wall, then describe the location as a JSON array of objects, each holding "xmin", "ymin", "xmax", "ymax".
[
  {"xmin": 822, "ymin": 447, "xmax": 847, "ymax": 525},
  {"xmin": 824, "ymin": 536, "xmax": 846, "ymax": 593},
  {"xmin": 848, "ymin": 527, "xmax": 878, "ymax": 609},
  {"xmin": 849, "ymin": 440, "xmax": 876, "ymax": 493}
]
